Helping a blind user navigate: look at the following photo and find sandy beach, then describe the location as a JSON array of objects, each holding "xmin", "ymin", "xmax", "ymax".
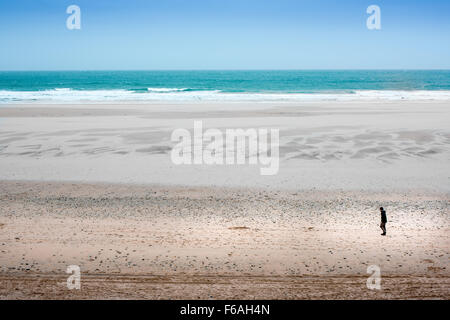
[
  {"xmin": 0, "ymin": 101, "xmax": 449, "ymax": 299},
  {"xmin": 0, "ymin": 101, "xmax": 449, "ymax": 191}
]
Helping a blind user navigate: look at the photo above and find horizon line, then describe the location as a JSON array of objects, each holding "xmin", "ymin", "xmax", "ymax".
[{"xmin": 1, "ymin": 68, "xmax": 450, "ymax": 72}]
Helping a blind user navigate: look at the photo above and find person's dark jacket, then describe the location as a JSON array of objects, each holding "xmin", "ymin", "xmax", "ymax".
[{"xmin": 381, "ymin": 210, "xmax": 387, "ymax": 223}]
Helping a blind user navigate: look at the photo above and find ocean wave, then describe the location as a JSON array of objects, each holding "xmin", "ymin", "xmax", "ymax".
[
  {"xmin": 1, "ymin": 89, "xmax": 450, "ymax": 103},
  {"xmin": 146, "ymin": 87, "xmax": 191, "ymax": 93}
]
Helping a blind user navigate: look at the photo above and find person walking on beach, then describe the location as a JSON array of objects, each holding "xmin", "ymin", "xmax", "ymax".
[{"xmin": 380, "ymin": 207, "xmax": 387, "ymax": 236}]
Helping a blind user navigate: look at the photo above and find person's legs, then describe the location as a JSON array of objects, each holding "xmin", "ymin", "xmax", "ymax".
[{"xmin": 380, "ymin": 222, "xmax": 386, "ymax": 235}]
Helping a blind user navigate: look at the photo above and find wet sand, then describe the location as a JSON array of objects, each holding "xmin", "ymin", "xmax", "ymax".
[{"xmin": 0, "ymin": 101, "xmax": 449, "ymax": 191}]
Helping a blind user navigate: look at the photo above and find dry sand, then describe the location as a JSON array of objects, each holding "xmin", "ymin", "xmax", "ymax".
[
  {"xmin": 0, "ymin": 101, "xmax": 449, "ymax": 299},
  {"xmin": 0, "ymin": 181, "xmax": 448, "ymax": 299}
]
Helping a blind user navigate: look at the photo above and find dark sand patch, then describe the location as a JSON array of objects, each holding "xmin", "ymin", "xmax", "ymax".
[
  {"xmin": 228, "ymin": 226, "xmax": 250, "ymax": 230},
  {"xmin": 135, "ymin": 146, "xmax": 171, "ymax": 154}
]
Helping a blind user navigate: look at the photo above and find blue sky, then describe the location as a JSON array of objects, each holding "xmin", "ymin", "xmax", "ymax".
[{"xmin": 0, "ymin": 0, "xmax": 449, "ymax": 70}]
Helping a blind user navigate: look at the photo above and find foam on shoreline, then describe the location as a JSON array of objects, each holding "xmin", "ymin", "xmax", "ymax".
[{"xmin": 2, "ymin": 89, "xmax": 450, "ymax": 103}]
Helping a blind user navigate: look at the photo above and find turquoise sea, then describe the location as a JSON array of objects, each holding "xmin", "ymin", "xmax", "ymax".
[{"xmin": 0, "ymin": 70, "xmax": 449, "ymax": 102}]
